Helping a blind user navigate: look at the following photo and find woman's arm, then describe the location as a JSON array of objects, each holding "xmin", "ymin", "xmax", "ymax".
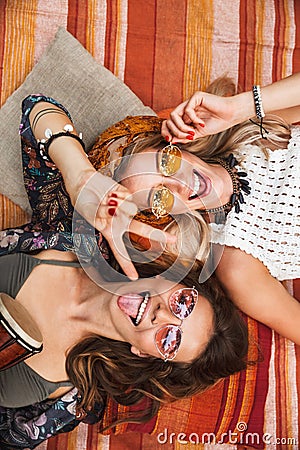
[
  {"xmin": 29, "ymin": 101, "xmax": 175, "ymax": 279},
  {"xmin": 216, "ymin": 246, "xmax": 300, "ymax": 344},
  {"xmin": 162, "ymin": 72, "xmax": 300, "ymax": 142}
]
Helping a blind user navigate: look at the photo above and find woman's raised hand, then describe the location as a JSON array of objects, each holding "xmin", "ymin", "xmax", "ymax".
[
  {"xmin": 161, "ymin": 91, "xmax": 240, "ymax": 143},
  {"xmin": 73, "ymin": 171, "xmax": 176, "ymax": 280}
]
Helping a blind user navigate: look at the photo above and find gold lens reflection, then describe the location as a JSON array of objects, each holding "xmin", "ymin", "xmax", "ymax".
[
  {"xmin": 152, "ymin": 186, "xmax": 174, "ymax": 218},
  {"xmin": 159, "ymin": 145, "xmax": 182, "ymax": 176}
]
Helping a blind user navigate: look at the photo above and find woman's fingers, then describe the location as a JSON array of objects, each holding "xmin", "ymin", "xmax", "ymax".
[
  {"xmin": 107, "ymin": 232, "xmax": 139, "ymax": 280},
  {"xmin": 129, "ymin": 219, "xmax": 177, "ymax": 244},
  {"xmin": 161, "ymin": 98, "xmax": 206, "ymax": 142}
]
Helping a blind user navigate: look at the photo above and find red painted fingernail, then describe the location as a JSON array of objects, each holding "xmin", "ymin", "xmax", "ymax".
[
  {"xmin": 186, "ymin": 135, "xmax": 194, "ymax": 140},
  {"xmin": 165, "ymin": 136, "xmax": 170, "ymax": 142},
  {"xmin": 199, "ymin": 123, "xmax": 205, "ymax": 128},
  {"xmin": 108, "ymin": 208, "xmax": 116, "ymax": 216},
  {"xmin": 108, "ymin": 199, "xmax": 118, "ymax": 206},
  {"xmin": 109, "ymin": 192, "xmax": 118, "ymax": 198},
  {"xmin": 188, "ymin": 131, "xmax": 195, "ymax": 136}
]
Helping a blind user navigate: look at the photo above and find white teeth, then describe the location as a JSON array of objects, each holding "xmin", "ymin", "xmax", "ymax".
[
  {"xmin": 191, "ymin": 172, "xmax": 200, "ymax": 196},
  {"xmin": 135, "ymin": 293, "xmax": 150, "ymax": 325}
]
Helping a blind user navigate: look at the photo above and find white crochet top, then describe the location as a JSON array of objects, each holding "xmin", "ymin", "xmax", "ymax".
[{"xmin": 210, "ymin": 126, "xmax": 300, "ymax": 281}]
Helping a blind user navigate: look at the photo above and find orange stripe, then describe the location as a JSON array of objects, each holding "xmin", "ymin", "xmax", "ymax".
[
  {"xmin": 2, "ymin": 0, "xmax": 37, "ymax": 101},
  {"xmin": 124, "ymin": 0, "xmax": 156, "ymax": 108},
  {"xmin": 0, "ymin": 195, "xmax": 29, "ymax": 229},
  {"xmin": 272, "ymin": 0, "xmax": 286, "ymax": 81},
  {"xmin": 216, "ymin": 372, "xmax": 241, "ymax": 439},
  {"xmin": 282, "ymin": 0, "xmax": 293, "ymax": 78},
  {"xmin": 254, "ymin": 0, "xmax": 266, "ymax": 84},
  {"xmin": 86, "ymin": 0, "xmax": 97, "ymax": 56},
  {"xmin": 184, "ymin": 0, "xmax": 213, "ymax": 98},
  {"xmin": 0, "ymin": 0, "xmax": 7, "ymax": 105},
  {"xmin": 152, "ymin": 0, "xmax": 187, "ymax": 111}
]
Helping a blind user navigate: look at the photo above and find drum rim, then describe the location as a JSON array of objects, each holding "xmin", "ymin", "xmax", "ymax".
[{"xmin": 0, "ymin": 295, "xmax": 43, "ymax": 350}]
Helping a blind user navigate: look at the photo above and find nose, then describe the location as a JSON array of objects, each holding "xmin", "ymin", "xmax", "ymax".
[
  {"xmin": 156, "ymin": 304, "xmax": 182, "ymax": 327},
  {"xmin": 164, "ymin": 173, "xmax": 190, "ymax": 199}
]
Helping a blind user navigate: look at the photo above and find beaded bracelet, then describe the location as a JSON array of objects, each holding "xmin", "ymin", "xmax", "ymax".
[
  {"xmin": 251, "ymin": 85, "xmax": 268, "ymax": 139},
  {"xmin": 252, "ymin": 85, "xmax": 265, "ymax": 119},
  {"xmin": 37, "ymin": 125, "xmax": 85, "ymax": 160}
]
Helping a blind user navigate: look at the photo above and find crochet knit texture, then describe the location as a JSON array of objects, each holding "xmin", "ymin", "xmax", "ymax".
[{"xmin": 210, "ymin": 126, "xmax": 300, "ymax": 281}]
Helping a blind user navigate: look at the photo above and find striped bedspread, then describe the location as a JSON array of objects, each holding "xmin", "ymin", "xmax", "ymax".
[{"xmin": 0, "ymin": 1, "xmax": 300, "ymax": 449}]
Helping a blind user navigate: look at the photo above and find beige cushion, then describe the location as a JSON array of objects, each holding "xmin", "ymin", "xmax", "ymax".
[{"xmin": 0, "ymin": 28, "xmax": 155, "ymax": 213}]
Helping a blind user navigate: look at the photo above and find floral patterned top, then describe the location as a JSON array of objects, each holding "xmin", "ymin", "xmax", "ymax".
[
  {"xmin": 0, "ymin": 95, "xmax": 106, "ymax": 448},
  {"xmin": 0, "ymin": 96, "xmax": 163, "ymax": 448},
  {"xmin": 0, "ymin": 94, "xmax": 110, "ymax": 263}
]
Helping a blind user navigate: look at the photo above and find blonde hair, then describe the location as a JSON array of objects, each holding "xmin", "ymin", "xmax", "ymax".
[{"xmin": 117, "ymin": 76, "xmax": 291, "ymax": 264}]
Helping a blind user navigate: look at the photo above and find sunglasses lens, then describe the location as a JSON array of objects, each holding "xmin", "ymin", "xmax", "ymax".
[
  {"xmin": 159, "ymin": 145, "xmax": 182, "ymax": 176},
  {"xmin": 152, "ymin": 187, "xmax": 174, "ymax": 218},
  {"xmin": 155, "ymin": 325, "xmax": 182, "ymax": 361},
  {"xmin": 169, "ymin": 288, "xmax": 198, "ymax": 320}
]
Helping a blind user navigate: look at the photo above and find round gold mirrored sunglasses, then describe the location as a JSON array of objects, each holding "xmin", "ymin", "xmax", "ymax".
[{"xmin": 151, "ymin": 144, "xmax": 182, "ymax": 218}]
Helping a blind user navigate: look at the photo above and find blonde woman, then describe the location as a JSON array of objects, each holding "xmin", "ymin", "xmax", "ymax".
[{"xmin": 109, "ymin": 73, "xmax": 300, "ymax": 345}]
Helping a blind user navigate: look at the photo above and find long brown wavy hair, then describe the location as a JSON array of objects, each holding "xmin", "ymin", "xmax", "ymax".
[{"xmin": 66, "ymin": 256, "xmax": 250, "ymax": 428}]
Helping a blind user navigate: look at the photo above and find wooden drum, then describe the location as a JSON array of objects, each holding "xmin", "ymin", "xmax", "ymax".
[{"xmin": 0, "ymin": 293, "xmax": 43, "ymax": 371}]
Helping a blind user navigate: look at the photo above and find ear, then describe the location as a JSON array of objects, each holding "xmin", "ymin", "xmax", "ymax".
[{"xmin": 130, "ymin": 346, "xmax": 151, "ymax": 358}]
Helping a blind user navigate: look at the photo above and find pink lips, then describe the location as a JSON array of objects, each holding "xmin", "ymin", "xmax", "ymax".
[{"xmin": 189, "ymin": 169, "xmax": 211, "ymax": 199}]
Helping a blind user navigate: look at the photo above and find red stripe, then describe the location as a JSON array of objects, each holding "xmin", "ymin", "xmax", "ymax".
[
  {"xmin": 67, "ymin": 0, "xmax": 88, "ymax": 48},
  {"xmin": 274, "ymin": 333, "xmax": 285, "ymax": 446},
  {"xmin": 245, "ymin": 322, "xmax": 272, "ymax": 447},
  {"xmin": 152, "ymin": 0, "xmax": 187, "ymax": 111},
  {"xmin": 46, "ymin": 430, "xmax": 70, "ymax": 449},
  {"xmin": 272, "ymin": 0, "xmax": 286, "ymax": 81},
  {"xmin": 110, "ymin": 432, "xmax": 143, "ymax": 449},
  {"xmin": 0, "ymin": 0, "xmax": 7, "ymax": 105},
  {"xmin": 104, "ymin": 0, "xmax": 117, "ymax": 73},
  {"xmin": 293, "ymin": 2, "xmax": 300, "ymax": 72},
  {"xmin": 124, "ymin": 0, "xmax": 156, "ymax": 108},
  {"xmin": 295, "ymin": 280, "xmax": 300, "ymax": 444},
  {"xmin": 238, "ymin": 0, "xmax": 256, "ymax": 90}
]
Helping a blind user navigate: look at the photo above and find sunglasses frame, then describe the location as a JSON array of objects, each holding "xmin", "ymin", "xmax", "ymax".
[
  {"xmin": 151, "ymin": 144, "xmax": 182, "ymax": 218},
  {"xmin": 154, "ymin": 287, "xmax": 198, "ymax": 362}
]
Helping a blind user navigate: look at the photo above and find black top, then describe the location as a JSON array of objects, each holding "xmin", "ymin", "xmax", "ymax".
[{"xmin": 0, "ymin": 253, "xmax": 80, "ymax": 407}]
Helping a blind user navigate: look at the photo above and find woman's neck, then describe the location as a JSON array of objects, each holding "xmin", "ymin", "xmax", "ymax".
[{"xmin": 203, "ymin": 163, "xmax": 234, "ymax": 210}]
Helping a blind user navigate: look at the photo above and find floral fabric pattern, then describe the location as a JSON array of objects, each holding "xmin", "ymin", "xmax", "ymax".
[
  {"xmin": 0, "ymin": 95, "xmax": 110, "ymax": 262},
  {"xmin": 0, "ymin": 389, "xmax": 80, "ymax": 449}
]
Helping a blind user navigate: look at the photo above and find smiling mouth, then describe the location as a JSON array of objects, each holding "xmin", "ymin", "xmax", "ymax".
[
  {"xmin": 117, "ymin": 291, "xmax": 150, "ymax": 326},
  {"xmin": 188, "ymin": 170, "xmax": 210, "ymax": 199}
]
